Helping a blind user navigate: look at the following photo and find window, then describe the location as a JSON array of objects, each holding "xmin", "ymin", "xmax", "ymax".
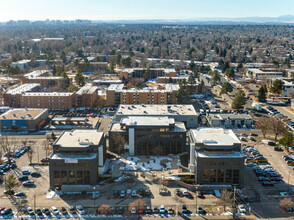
[
  {"xmin": 225, "ymin": 170, "xmax": 232, "ymax": 183},
  {"xmin": 54, "ymin": 171, "xmax": 60, "ymax": 185},
  {"xmin": 69, "ymin": 171, "xmax": 75, "ymax": 184},
  {"xmin": 217, "ymin": 169, "xmax": 224, "ymax": 183},
  {"xmin": 233, "ymin": 169, "xmax": 240, "ymax": 184},
  {"xmin": 209, "ymin": 169, "xmax": 216, "ymax": 182},
  {"xmin": 202, "ymin": 169, "xmax": 209, "ymax": 183},
  {"xmin": 84, "ymin": 171, "xmax": 90, "ymax": 184},
  {"xmin": 77, "ymin": 171, "xmax": 83, "ymax": 184}
]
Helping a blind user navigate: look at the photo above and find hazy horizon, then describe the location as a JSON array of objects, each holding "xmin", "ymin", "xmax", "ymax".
[{"xmin": 1, "ymin": 0, "xmax": 294, "ymax": 22}]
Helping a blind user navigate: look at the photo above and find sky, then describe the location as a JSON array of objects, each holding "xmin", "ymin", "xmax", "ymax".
[{"xmin": 1, "ymin": 0, "xmax": 294, "ymax": 21}]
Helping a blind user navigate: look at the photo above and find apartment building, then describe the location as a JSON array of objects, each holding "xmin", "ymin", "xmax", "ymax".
[
  {"xmin": 189, "ymin": 128, "xmax": 245, "ymax": 186},
  {"xmin": 108, "ymin": 116, "xmax": 186, "ymax": 155},
  {"xmin": 4, "ymin": 84, "xmax": 99, "ymax": 109},
  {"xmin": 23, "ymin": 70, "xmax": 63, "ymax": 87},
  {"xmin": 49, "ymin": 130, "xmax": 105, "ymax": 190},
  {"xmin": 106, "ymin": 84, "xmax": 179, "ymax": 106},
  {"xmin": 116, "ymin": 68, "xmax": 177, "ymax": 79}
]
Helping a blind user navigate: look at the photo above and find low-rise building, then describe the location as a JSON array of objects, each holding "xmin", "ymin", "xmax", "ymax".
[
  {"xmin": 115, "ymin": 68, "xmax": 177, "ymax": 79},
  {"xmin": 109, "ymin": 116, "xmax": 186, "ymax": 155},
  {"xmin": 115, "ymin": 104, "xmax": 198, "ymax": 128},
  {"xmin": 49, "ymin": 130, "xmax": 105, "ymax": 190},
  {"xmin": 246, "ymin": 68, "xmax": 284, "ymax": 80},
  {"xmin": 23, "ymin": 70, "xmax": 63, "ymax": 87},
  {"xmin": 0, "ymin": 108, "xmax": 48, "ymax": 131},
  {"xmin": 189, "ymin": 128, "xmax": 245, "ymax": 186},
  {"xmin": 11, "ymin": 59, "xmax": 31, "ymax": 70},
  {"xmin": 207, "ymin": 113, "xmax": 253, "ymax": 129}
]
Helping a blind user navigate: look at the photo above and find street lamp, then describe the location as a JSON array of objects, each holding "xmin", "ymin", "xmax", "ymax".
[{"xmin": 195, "ymin": 186, "xmax": 198, "ymax": 214}]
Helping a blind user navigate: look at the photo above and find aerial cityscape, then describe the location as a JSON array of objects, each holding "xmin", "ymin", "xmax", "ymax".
[{"xmin": 0, "ymin": 0, "xmax": 294, "ymax": 219}]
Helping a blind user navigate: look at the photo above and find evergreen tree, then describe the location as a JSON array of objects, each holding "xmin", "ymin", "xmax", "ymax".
[
  {"xmin": 225, "ymin": 68, "xmax": 235, "ymax": 79},
  {"xmin": 232, "ymin": 90, "xmax": 246, "ymax": 109},
  {"xmin": 221, "ymin": 82, "xmax": 233, "ymax": 93},
  {"xmin": 279, "ymin": 132, "xmax": 294, "ymax": 151},
  {"xmin": 211, "ymin": 71, "xmax": 220, "ymax": 84},
  {"xmin": 270, "ymin": 79, "xmax": 284, "ymax": 95},
  {"xmin": 258, "ymin": 86, "xmax": 267, "ymax": 102},
  {"xmin": 75, "ymin": 70, "xmax": 85, "ymax": 87}
]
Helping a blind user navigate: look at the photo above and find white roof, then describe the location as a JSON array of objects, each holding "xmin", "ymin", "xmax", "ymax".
[
  {"xmin": 191, "ymin": 128, "xmax": 240, "ymax": 146},
  {"xmin": 121, "ymin": 116, "xmax": 175, "ymax": 127},
  {"xmin": 108, "ymin": 83, "xmax": 179, "ymax": 92},
  {"xmin": 117, "ymin": 104, "xmax": 197, "ymax": 116},
  {"xmin": 6, "ymin": 83, "xmax": 40, "ymax": 94},
  {"xmin": 22, "ymin": 92, "xmax": 72, "ymax": 96},
  {"xmin": 55, "ymin": 130, "xmax": 103, "ymax": 148}
]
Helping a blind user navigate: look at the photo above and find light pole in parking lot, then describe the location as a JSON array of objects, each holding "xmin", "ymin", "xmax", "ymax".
[{"xmin": 195, "ymin": 186, "xmax": 198, "ymax": 213}]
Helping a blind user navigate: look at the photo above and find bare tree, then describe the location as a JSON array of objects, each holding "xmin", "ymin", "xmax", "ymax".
[
  {"xmin": 128, "ymin": 199, "xmax": 146, "ymax": 212},
  {"xmin": 110, "ymin": 134, "xmax": 126, "ymax": 154},
  {"xmin": 97, "ymin": 204, "xmax": 111, "ymax": 215},
  {"xmin": 270, "ymin": 117, "xmax": 287, "ymax": 140},
  {"xmin": 255, "ymin": 117, "xmax": 270, "ymax": 138},
  {"xmin": 219, "ymin": 189, "xmax": 233, "ymax": 212},
  {"xmin": 279, "ymin": 198, "xmax": 293, "ymax": 211}
]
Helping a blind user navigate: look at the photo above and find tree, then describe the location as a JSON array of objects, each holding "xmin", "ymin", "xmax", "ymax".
[
  {"xmin": 258, "ymin": 86, "xmax": 267, "ymax": 102},
  {"xmin": 188, "ymin": 75, "xmax": 196, "ymax": 85},
  {"xmin": 75, "ymin": 71, "xmax": 85, "ymax": 87},
  {"xmin": 225, "ymin": 68, "xmax": 235, "ymax": 79},
  {"xmin": 232, "ymin": 90, "xmax": 246, "ymax": 109},
  {"xmin": 97, "ymin": 204, "xmax": 111, "ymax": 215},
  {"xmin": 111, "ymin": 134, "xmax": 126, "ymax": 154},
  {"xmin": 270, "ymin": 79, "xmax": 284, "ymax": 95},
  {"xmin": 121, "ymin": 57, "xmax": 132, "ymax": 68},
  {"xmin": 4, "ymin": 175, "xmax": 19, "ymax": 190},
  {"xmin": 128, "ymin": 199, "xmax": 146, "ymax": 212},
  {"xmin": 177, "ymin": 80, "xmax": 191, "ymax": 104},
  {"xmin": 211, "ymin": 71, "xmax": 220, "ymax": 84},
  {"xmin": 278, "ymin": 132, "xmax": 294, "ymax": 151},
  {"xmin": 279, "ymin": 198, "xmax": 294, "ymax": 211},
  {"xmin": 222, "ymin": 61, "xmax": 230, "ymax": 73},
  {"xmin": 221, "ymin": 82, "xmax": 233, "ymax": 94},
  {"xmin": 270, "ymin": 117, "xmax": 287, "ymax": 140},
  {"xmin": 255, "ymin": 117, "xmax": 270, "ymax": 138},
  {"xmin": 219, "ymin": 189, "xmax": 233, "ymax": 212}
]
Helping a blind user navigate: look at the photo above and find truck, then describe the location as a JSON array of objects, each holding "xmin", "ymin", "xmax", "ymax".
[{"xmin": 252, "ymin": 102, "xmax": 263, "ymax": 111}]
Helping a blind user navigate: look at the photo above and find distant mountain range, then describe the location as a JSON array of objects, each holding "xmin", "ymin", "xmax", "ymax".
[{"xmin": 93, "ymin": 15, "xmax": 294, "ymax": 25}]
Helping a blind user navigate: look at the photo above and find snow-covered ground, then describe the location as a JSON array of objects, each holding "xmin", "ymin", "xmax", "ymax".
[{"xmin": 119, "ymin": 156, "xmax": 173, "ymax": 172}]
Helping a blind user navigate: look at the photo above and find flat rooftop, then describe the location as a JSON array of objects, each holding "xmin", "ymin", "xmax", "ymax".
[
  {"xmin": 190, "ymin": 128, "xmax": 240, "ymax": 146},
  {"xmin": 121, "ymin": 116, "xmax": 175, "ymax": 127},
  {"xmin": 116, "ymin": 104, "xmax": 197, "ymax": 116},
  {"xmin": 54, "ymin": 130, "xmax": 103, "ymax": 148},
  {"xmin": 196, "ymin": 151, "xmax": 243, "ymax": 158},
  {"xmin": 110, "ymin": 120, "xmax": 186, "ymax": 132},
  {"xmin": 0, "ymin": 108, "xmax": 47, "ymax": 120},
  {"xmin": 50, "ymin": 152, "xmax": 97, "ymax": 160},
  {"xmin": 208, "ymin": 113, "xmax": 252, "ymax": 120},
  {"xmin": 6, "ymin": 83, "xmax": 40, "ymax": 94}
]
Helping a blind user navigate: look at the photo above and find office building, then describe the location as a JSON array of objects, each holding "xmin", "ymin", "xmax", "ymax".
[{"xmin": 189, "ymin": 128, "xmax": 245, "ymax": 186}]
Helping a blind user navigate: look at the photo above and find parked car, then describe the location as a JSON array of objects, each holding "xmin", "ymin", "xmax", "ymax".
[
  {"xmin": 14, "ymin": 192, "xmax": 26, "ymax": 198},
  {"xmin": 120, "ymin": 190, "xmax": 125, "ymax": 198},
  {"xmin": 159, "ymin": 205, "xmax": 166, "ymax": 214},
  {"xmin": 130, "ymin": 207, "xmax": 136, "ymax": 214},
  {"xmin": 60, "ymin": 207, "xmax": 68, "ymax": 216},
  {"xmin": 1, "ymin": 208, "xmax": 12, "ymax": 216},
  {"xmin": 76, "ymin": 205, "xmax": 85, "ymax": 215},
  {"xmin": 4, "ymin": 189, "xmax": 14, "ymax": 196},
  {"xmin": 22, "ymin": 180, "xmax": 34, "ymax": 187},
  {"xmin": 68, "ymin": 206, "xmax": 76, "ymax": 214},
  {"xmin": 167, "ymin": 207, "xmax": 174, "ymax": 215},
  {"xmin": 182, "ymin": 205, "xmax": 188, "ymax": 214},
  {"xmin": 42, "ymin": 208, "xmax": 51, "ymax": 216},
  {"xmin": 197, "ymin": 206, "xmax": 205, "ymax": 214},
  {"xmin": 50, "ymin": 206, "xmax": 59, "ymax": 216},
  {"xmin": 27, "ymin": 207, "xmax": 35, "ymax": 215},
  {"xmin": 31, "ymin": 172, "xmax": 41, "ymax": 177},
  {"xmin": 145, "ymin": 207, "xmax": 152, "ymax": 214},
  {"xmin": 152, "ymin": 206, "xmax": 159, "ymax": 214},
  {"xmin": 21, "ymin": 170, "xmax": 31, "ymax": 175},
  {"xmin": 131, "ymin": 190, "xmax": 137, "ymax": 197},
  {"xmin": 18, "ymin": 175, "xmax": 29, "ymax": 182}
]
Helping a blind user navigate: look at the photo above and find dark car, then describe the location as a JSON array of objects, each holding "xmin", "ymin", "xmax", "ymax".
[
  {"xmin": 14, "ymin": 192, "xmax": 26, "ymax": 198},
  {"xmin": 182, "ymin": 205, "xmax": 188, "ymax": 214},
  {"xmin": 41, "ymin": 158, "xmax": 49, "ymax": 163},
  {"xmin": 152, "ymin": 207, "xmax": 159, "ymax": 214},
  {"xmin": 1, "ymin": 208, "xmax": 12, "ymax": 216},
  {"xmin": 262, "ymin": 181, "xmax": 274, "ymax": 186},
  {"xmin": 31, "ymin": 172, "xmax": 41, "ymax": 178},
  {"xmin": 145, "ymin": 207, "xmax": 152, "ymax": 214},
  {"xmin": 4, "ymin": 189, "xmax": 14, "ymax": 196},
  {"xmin": 60, "ymin": 207, "xmax": 68, "ymax": 216},
  {"xmin": 69, "ymin": 206, "xmax": 76, "ymax": 214},
  {"xmin": 22, "ymin": 180, "xmax": 34, "ymax": 187},
  {"xmin": 18, "ymin": 175, "xmax": 29, "ymax": 182},
  {"xmin": 42, "ymin": 208, "xmax": 51, "ymax": 216}
]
